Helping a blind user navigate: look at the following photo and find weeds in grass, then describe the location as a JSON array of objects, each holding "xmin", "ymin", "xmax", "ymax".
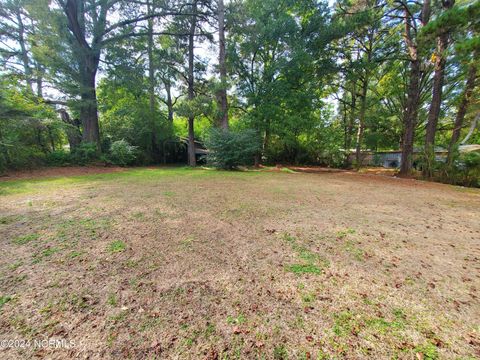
[
  {"xmin": 109, "ymin": 310, "xmax": 128, "ymax": 323},
  {"xmin": 132, "ymin": 211, "xmax": 145, "ymax": 220},
  {"xmin": 13, "ymin": 233, "xmax": 39, "ymax": 245},
  {"xmin": 180, "ymin": 236, "xmax": 195, "ymax": 249},
  {"xmin": 108, "ymin": 240, "xmax": 126, "ymax": 253},
  {"xmin": 273, "ymin": 344, "xmax": 288, "ymax": 359},
  {"xmin": 336, "ymin": 228, "xmax": 355, "ymax": 239},
  {"xmin": 344, "ymin": 240, "xmax": 365, "ymax": 261},
  {"xmin": 139, "ymin": 316, "xmax": 162, "ymax": 332},
  {"xmin": 227, "ymin": 314, "xmax": 246, "ymax": 325},
  {"xmin": 107, "ymin": 293, "xmax": 118, "ymax": 306},
  {"xmin": 0, "ymin": 295, "xmax": 12, "ymax": 311},
  {"xmin": 0, "ymin": 215, "xmax": 21, "ymax": 224},
  {"xmin": 286, "ymin": 264, "xmax": 322, "ymax": 274},
  {"xmin": 56, "ymin": 218, "xmax": 112, "ymax": 243},
  {"xmin": 332, "ymin": 311, "xmax": 355, "ymax": 337},
  {"xmin": 204, "ymin": 322, "xmax": 216, "ymax": 339},
  {"xmin": 32, "ymin": 247, "xmax": 59, "ymax": 263},
  {"xmin": 9, "ymin": 260, "xmax": 23, "ymax": 270},
  {"xmin": 301, "ymin": 292, "xmax": 316, "ymax": 304},
  {"xmin": 282, "ymin": 233, "xmax": 328, "ymax": 275},
  {"xmin": 10, "ymin": 316, "xmax": 36, "ymax": 336},
  {"xmin": 69, "ymin": 250, "xmax": 83, "ymax": 259},
  {"xmin": 414, "ymin": 342, "xmax": 439, "ymax": 360}
]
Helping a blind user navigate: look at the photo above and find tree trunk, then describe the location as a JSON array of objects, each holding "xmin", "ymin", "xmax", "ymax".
[
  {"xmin": 147, "ymin": 0, "xmax": 158, "ymax": 160},
  {"xmin": 79, "ymin": 68, "xmax": 100, "ymax": 147},
  {"xmin": 59, "ymin": 109, "xmax": 82, "ymax": 151},
  {"xmin": 165, "ymin": 82, "xmax": 174, "ymax": 123},
  {"xmin": 447, "ymin": 59, "xmax": 477, "ymax": 164},
  {"xmin": 400, "ymin": 59, "xmax": 422, "ymax": 175},
  {"xmin": 345, "ymin": 82, "xmax": 356, "ymax": 168},
  {"xmin": 216, "ymin": 0, "xmax": 228, "ymax": 129},
  {"xmin": 64, "ymin": 0, "xmax": 101, "ymax": 150},
  {"xmin": 187, "ymin": 0, "xmax": 197, "ymax": 166},
  {"xmin": 16, "ymin": 9, "xmax": 33, "ymax": 93},
  {"xmin": 355, "ymin": 74, "xmax": 368, "ymax": 168},
  {"xmin": 423, "ymin": 1, "xmax": 454, "ymax": 176},
  {"xmin": 399, "ymin": 1, "xmax": 429, "ymax": 176},
  {"xmin": 461, "ymin": 113, "xmax": 479, "ymax": 145}
]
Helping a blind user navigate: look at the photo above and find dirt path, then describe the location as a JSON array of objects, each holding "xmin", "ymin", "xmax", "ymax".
[{"xmin": 0, "ymin": 168, "xmax": 479, "ymax": 359}]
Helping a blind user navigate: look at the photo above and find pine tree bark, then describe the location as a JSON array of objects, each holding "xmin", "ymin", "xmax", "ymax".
[
  {"xmin": 216, "ymin": 0, "xmax": 228, "ymax": 129},
  {"xmin": 399, "ymin": 1, "xmax": 430, "ymax": 175},
  {"xmin": 64, "ymin": 0, "xmax": 101, "ymax": 149},
  {"xmin": 147, "ymin": 0, "xmax": 158, "ymax": 160},
  {"xmin": 355, "ymin": 74, "xmax": 369, "ymax": 168},
  {"xmin": 447, "ymin": 58, "xmax": 477, "ymax": 164},
  {"xmin": 16, "ymin": 8, "xmax": 33, "ymax": 93},
  {"xmin": 424, "ymin": 0, "xmax": 454, "ymax": 176},
  {"xmin": 187, "ymin": 0, "xmax": 198, "ymax": 166}
]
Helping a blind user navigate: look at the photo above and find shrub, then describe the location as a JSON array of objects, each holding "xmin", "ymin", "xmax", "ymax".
[
  {"xmin": 435, "ymin": 150, "xmax": 480, "ymax": 187},
  {"xmin": 71, "ymin": 142, "xmax": 98, "ymax": 165},
  {"xmin": 108, "ymin": 139, "xmax": 137, "ymax": 166},
  {"xmin": 204, "ymin": 128, "xmax": 261, "ymax": 169},
  {"xmin": 46, "ymin": 150, "xmax": 72, "ymax": 166}
]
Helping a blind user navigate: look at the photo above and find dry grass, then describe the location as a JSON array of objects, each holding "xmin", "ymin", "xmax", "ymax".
[{"xmin": 0, "ymin": 167, "xmax": 479, "ymax": 359}]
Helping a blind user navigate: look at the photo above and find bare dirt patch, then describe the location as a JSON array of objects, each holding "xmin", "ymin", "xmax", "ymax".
[{"xmin": 0, "ymin": 168, "xmax": 479, "ymax": 359}]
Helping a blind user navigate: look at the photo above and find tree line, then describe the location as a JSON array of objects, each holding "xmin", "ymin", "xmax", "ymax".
[{"xmin": 0, "ymin": 0, "xmax": 479, "ymax": 182}]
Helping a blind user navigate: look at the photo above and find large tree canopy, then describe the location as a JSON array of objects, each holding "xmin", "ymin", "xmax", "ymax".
[{"xmin": 0, "ymin": 0, "xmax": 479, "ymax": 184}]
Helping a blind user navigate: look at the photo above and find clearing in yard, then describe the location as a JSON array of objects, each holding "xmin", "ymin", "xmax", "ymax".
[{"xmin": 0, "ymin": 167, "xmax": 479, "ymax": 359}]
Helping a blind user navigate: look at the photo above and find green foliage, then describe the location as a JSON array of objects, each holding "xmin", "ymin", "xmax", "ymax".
[
  {"xmin": 435, "ymin": 151, "xmax": 480, "ymax": 187},
  {"xmin": 0, "ymin": 79, "xmax": 58, "ymax": 173},
  {"xmin": 71, "ymin": 143, "xmax": 98, "ymax": 165},
  {"xmin": 108, "ymin": 140, "xmax": 137, "ymax": 166},
  {"xmin": 204, "ymin": 128, "xmax": 261, "ymax": 169},
  {"xmin": 46, "ymin": 150, "xmax": 72, "ymax": 166}
]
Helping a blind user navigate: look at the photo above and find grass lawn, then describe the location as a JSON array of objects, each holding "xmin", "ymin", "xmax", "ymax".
[{"xmin": 0, "ymin": 167, "xmax": 479, "ymax": 359}]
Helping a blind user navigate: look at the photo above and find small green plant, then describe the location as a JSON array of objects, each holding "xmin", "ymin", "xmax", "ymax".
[
  {"xmin": 414, "ymin": 342, "xmax": 439, "ymax": 360},
  {"xmin": 9, "ymin": 261, "xmax": 23, "ymax": 270},
  {"xmin": 0, "ymin": 295, "xmax": 12, "ymax": 311},
  {"xmin": 332, "ymin": 311, "xmax": 355, "ymax": 337},
  {"xmin": 336, "ymin": 228, "xmax": 355, "ymax": 239},
  {"xmin": 273, "ymin": 344, "xmax": 288, "ymax": 359},
  {"xmin": 107, "ymin": 293, "xmax": 118, "ymax": 306},
  {"xmin": 226, "ymin": 314, "xmax": 246, "ymax": 325},
  {"xmin": 69, "ymin": 251, "xmax": 83, "ymax": 259},
  {"xmin": 32, "ymin": 247, "xmax": 59, "ymax": 263},
  {"xmin": 108, "ymin": 240, "xmax": 126, "ymax": 253},
  {"xmin": 345, "ymin": 240, "xmax": 365, "ymax": 261},
  {"xmin": 13, "ymin": 233, "xmax": 39, "ymax": 245}
]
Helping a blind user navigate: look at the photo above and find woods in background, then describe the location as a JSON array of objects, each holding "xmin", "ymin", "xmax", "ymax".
[{"xmin": 0, "ymin": 0, "xmax": 479, "ymax": 185}]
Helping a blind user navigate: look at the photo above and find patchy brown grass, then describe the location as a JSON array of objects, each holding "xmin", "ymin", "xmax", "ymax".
[{"xmin": 0, "ymin": 167, "xmax": 479, "ymax": 359}]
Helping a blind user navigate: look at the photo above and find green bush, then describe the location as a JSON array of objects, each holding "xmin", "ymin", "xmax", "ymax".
[
  {"xmin": 46, "ymin": 150, "xmax": 72, "ymax": 166},
  {"xmin": 436, "ymin": 151, "xmax": 480, "ymax": 187},
  {"xmin": 108, "ymin": 139, "xmax": 137, "ymax": 166},
  {"xmin": 204, "ymin": 128, "xmax": 261, "ymax": 169},
  {"xmin": 71, "ymin": 142, "xmax": 98, "ymax": 165}
]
